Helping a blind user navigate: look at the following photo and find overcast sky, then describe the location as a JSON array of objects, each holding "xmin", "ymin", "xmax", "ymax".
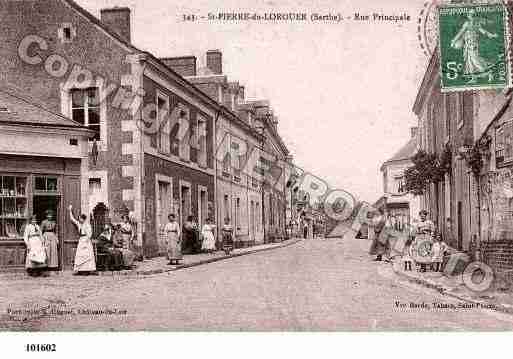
[{"xmin": 78, "ymin": 0, "xmax": 430, "ymax": 203}]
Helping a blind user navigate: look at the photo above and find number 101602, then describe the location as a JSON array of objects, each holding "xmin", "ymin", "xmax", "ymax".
[{"xmin": 26, "ymin": 344, "xmax": 56, "ymax": 352}]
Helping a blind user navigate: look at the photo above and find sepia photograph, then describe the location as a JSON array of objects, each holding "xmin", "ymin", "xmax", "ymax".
[{"xmin": 2, "ymin": 0, "xmax": 513, "ymax": 356}]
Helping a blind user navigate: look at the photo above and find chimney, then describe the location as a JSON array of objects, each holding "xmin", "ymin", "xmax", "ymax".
[
  {"xmin": 206, "ymin": 50, "xmax": 222, "ymax": 74},
  {"xmin": 410, "ymin": 126, "xmax": 418, "ymax": 139},
  {"xmin": 160, "ymin": 56, "xmax": 197, "ymax": 77},
  {"xmin": 100, "ymin": 7, "xmax": 131, "ymax": 43}
]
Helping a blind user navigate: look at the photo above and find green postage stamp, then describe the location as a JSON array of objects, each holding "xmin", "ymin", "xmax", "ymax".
[{"xmin": 438, "ymin": 3, "xmax": 511, "ymax": 92}]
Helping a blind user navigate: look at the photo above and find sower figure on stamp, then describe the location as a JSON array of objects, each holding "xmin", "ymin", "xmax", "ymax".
[{"xmin": 450, "ymin": 8, "xmax": 498, "ymax": 83}]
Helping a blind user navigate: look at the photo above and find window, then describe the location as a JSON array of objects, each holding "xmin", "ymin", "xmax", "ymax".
[
  {"xmin": 35, "ymin": 176, "xmax": 58, "ymax": 193},
  {"xmin": 178, "ymin": 108, "xmax": 191, "ymax": 161},
  {"xmin": 496, "ymin": 120, "xmax": 513, "ymax": 166},
  {"xmin": 157, "ymin": 93, "xmax": 170, "ymax": 154},
  {"xmin": 231, "ymin": 140, "xmax": 241, "ymax": 178},
  {"xmin": 71, "ymin": 88, "xmax": 100, "ymax": 140},
  {"xmin": 394, "ymin": 176, "xmax": 405, "ymax": 194},
  {"xmin": 224, "ymin": 195, "xmax": 230, "ymax": 222},
  {"xmin": 0, "ymin": 176, "xmax": 28, "ymax": 239},
  {"xmin": 189, "ymin": 114, "xmax": 198, "ymax": 158},
  {"xmin": 63, "ymin": 27, "xmax": 72, "ymax": 40},
  {"xmin": 59, "ymin": 23, "xmax": 75, "ymax": 43},
  {"xmin": 256, "ymin": 202, "xmax": 260, "ymax": 232},
  {"xmin": 235, "ymin": 197, "xmax": 241, "ymax": 230},
  {"xmin": 89, "ymin": 178, "xmax": 101, "ymax": 194},
  {"xmin": 445, "ymin": 94, "xmax": 451, "ymax": 141},
  {"xmin": 197, "ymin": 116, "xmax": 207, "ymax": 168},
  {"xmin": 457, "ymin": 93, "xmax": 464, "ymax": 129}
]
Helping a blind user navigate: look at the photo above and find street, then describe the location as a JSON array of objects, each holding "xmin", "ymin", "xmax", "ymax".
[{"xmin": 3, "ymin": 237, "xmax": 513, "ymax": 331}]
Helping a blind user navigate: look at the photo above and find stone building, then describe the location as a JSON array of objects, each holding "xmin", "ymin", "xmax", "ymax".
[
  {"xmin": 0, "ymin": 0, "xmax": 218, "ymax": 261},
  {"xmin": 0, "ymin": 86, "xmax": 92, "ymax": 268},
  {"xmin": 379, "ymin": 127, "xmax": 421, "ymax": 231},
  {"xmin": 413, "ymin": 52, "xmax": 477, "ymax": 250},
  {"xmin": 165, "ymin": 51, "xmax": 290, "ymax": 244}
]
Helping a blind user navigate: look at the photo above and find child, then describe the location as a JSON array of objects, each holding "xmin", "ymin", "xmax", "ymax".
[
  {"xmin": 431, "ymin": 232, "xmax": 448, "ymax": 272},
  {"xmin": 403, "ymin": 238, "xmax": 414, "ymax": 271}
]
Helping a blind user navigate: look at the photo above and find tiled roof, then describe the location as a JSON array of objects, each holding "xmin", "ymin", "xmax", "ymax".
[
  {"xmin": 384, "ymin": 136, "xmax": 418, "ymax": 163},
  {"xmin": 0, "ymin": 87, "xmax": 86, "ymax": 128}
]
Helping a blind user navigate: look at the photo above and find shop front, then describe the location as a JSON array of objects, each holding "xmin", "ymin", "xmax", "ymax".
[
  {"xmin": 0, "ymin": 88, "xmax": 93, "ymax": 271},
  {"xmin": 0, "ymin": 155, "xmax": 84, "ymax": 269}
]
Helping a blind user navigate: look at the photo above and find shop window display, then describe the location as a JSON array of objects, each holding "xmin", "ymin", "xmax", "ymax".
[{"xmin": 0, "ymin": 176, "xmax": 28, "ymax": 239}]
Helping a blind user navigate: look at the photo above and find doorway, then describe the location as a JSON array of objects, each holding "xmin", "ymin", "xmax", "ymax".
[
  {"xmin": 33, "ymin": 195, "xmax": 61, "ymax": 267},
  {"xmin": 33, "ymin": 195, "xmax": 60, "ymax": 224},
  {"xmin": 180, "ymin": 184, "xmax": 191, "ymax": 226}
]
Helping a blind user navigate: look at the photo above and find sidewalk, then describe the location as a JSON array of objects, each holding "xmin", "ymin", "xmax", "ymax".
[
  {"xmin": 391, "ymin": 257, "xmax": 513, "ymax": 315},
  {"xmin": 0, "ymin": 238, "xmax": 302, "ymax": 280}
]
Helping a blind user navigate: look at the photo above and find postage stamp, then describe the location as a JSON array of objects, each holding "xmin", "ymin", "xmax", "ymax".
[{"xmin": 438, "ymin": 3, "xmax": 511, "ymax": 92}]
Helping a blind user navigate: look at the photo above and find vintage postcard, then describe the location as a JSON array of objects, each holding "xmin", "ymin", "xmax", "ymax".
[{"xmin": 3, "ymin": 0, "xmax": 513, "ymax": 355}]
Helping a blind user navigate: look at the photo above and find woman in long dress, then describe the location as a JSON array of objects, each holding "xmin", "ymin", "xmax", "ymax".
[
  {"xmin": 41, "ymin": 210, "xmax": 59, "ymax": 269},
  {"xmin": 182, "ymin": 215, "xmax": 199, "ymax": 254},
  {"xmin": 69, "ymin": 205, "xmax": 96, "ymax": 274},
  {"xmin": 24, "ymin": 215, "xmax": 47, "ymax": 276},
  {"xmin": 119, "ymin": 215, "xmax": 135, "ymax": 268},
  {"xmin": 201, "ymin": 218, "xmax": 216, "ymax": 254},
  {"xmin": 164, "ymin": 214, "xmax": 182, "ymax": 265},
  {"xmin": 368, "ymin": 208, "xmax": 388, "ymax": 261}
]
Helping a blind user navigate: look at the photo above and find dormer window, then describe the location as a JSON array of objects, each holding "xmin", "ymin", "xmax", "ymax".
[
  {"xmin": 59, "ymin": 23, "xmax": 76, "ymax": 43},
  {"xmin": 64, "ymin": 27, "xmax": 71, "ymax": 40}
]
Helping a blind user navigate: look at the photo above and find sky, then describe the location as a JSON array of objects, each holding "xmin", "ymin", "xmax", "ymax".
[{"xmin": 77, "ymin": 0, "xmax": 431, "ymax": 203}]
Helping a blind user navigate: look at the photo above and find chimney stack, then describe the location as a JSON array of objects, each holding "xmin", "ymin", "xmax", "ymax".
[
  {"xmin": 206, "ymin": 50, "xmax": 222, "ymax": 74},
  {"xmin": 410, "ymin": 126, "xmax": 418, "ymax": 139},
  {"xmin": 100, "ymin": 7, "xmax": 131, "ymax": 43},
  {"xmin": 160, "ymin": 56, "xmax": 197, "ymax": 77}
]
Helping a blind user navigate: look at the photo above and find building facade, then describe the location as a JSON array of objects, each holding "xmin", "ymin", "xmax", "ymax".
[
  {"xmin": 166, "ymin": 51, "xmax": 290, "ymax": 244},
  {"xmin": 0, "ymin": 0, "xmax": 218, "ymax": 260},
  {"xmin": 379, "ymin": 127, "xmax": 421, "ymax": 231},
  {"xmin": 413, "ymin": 52, "xmax": 476, "ymax": 251},
  {"xmin": 0, "ymin": 87, "xmax": 92, "ymax": 269}
]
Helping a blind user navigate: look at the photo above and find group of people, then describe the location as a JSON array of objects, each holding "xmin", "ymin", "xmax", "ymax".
[
  {"xmin": 24, "ymin": 206, "xmax": 237, "ymax": 276},
  {"xmin": 23, "ymin": 205, "xmax": 138, "ymax": 276},
  {"xmin": 163, "ymin": 215, "xmax": 235, "ymax": 265},
  {"xmin": 23, "ymin": 210, "xmax": 59, "ymax": 276},
  {"xmin": 369, "ymin": 209, "xmax": 451, "ymax": 273}
]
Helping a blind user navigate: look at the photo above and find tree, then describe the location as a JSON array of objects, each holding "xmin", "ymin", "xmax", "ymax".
[{"xmin": 404, "ymin": 150, "xmax": 449, "ymax": 196}]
